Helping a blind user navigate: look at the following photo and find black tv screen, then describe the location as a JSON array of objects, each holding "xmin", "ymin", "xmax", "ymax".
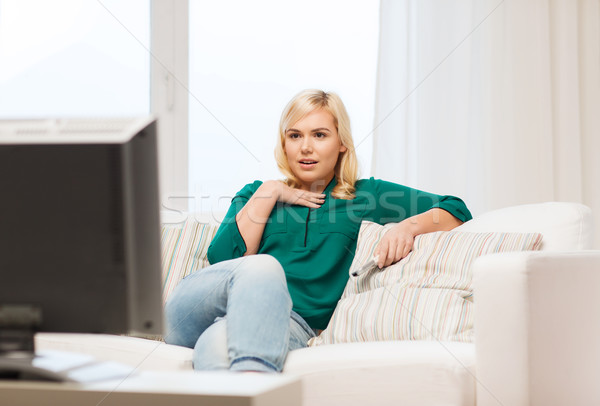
[{"xmin": 0, "ymin": 117, "xmax": 163, "ymax": 342}]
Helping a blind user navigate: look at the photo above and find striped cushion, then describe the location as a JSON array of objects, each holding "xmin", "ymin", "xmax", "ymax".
[
  {"xmin": 160, "ymin": 218, "xmax": 218, "ymax": 304},
  {"xmin": 309, "ymin": 221, "xmax": 543, "ymax": 346}
]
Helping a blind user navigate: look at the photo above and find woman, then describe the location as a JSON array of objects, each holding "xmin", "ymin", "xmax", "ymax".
[{"xmin": 164, "ymin": 89, "xmax": 472, "ymax": 372}]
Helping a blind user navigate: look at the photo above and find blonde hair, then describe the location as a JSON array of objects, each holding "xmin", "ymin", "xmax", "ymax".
[{"xmin": 275, "ymin": 89, "xmax": 358, "ymax": 199}]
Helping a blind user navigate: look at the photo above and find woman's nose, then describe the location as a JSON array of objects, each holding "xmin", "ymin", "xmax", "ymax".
[{"xmin": 301, "ymin": 137, "xmax": 313, "ymax": 152}]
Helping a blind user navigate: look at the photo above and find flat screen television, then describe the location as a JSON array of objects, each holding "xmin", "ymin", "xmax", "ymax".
[{"xmin": 0, "ymin": 117, "xmax": 164, "ymax": 367}]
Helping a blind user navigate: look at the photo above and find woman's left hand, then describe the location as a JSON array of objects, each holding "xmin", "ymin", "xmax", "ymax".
[{"xmin": 374, "ymin": 222, "xmax": 416, "ymax": 268}]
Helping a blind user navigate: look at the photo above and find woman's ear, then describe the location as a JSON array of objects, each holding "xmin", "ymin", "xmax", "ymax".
[{"xmin": 339, "ymin": 144, "xmax": 348, "ymax": 153}]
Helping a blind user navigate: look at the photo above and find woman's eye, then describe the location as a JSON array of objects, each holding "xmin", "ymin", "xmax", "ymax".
[
  {"xmin": 315, "ymin": 132, "xmax": 326, "ymax": 138},
  {"xmin": 288, "ymin": 133, "xmax": 301, "ymax": 139}
]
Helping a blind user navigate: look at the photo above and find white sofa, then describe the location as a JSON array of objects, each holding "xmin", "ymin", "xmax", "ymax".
[{"xmin": 36, "ymin": 202, "xmax": 600, "ymax": 406}]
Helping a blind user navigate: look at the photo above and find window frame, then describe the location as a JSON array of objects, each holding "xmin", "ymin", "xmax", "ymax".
[{"xmin": 150, "ymin": 0, "xmax": 189, "ymax": 211}]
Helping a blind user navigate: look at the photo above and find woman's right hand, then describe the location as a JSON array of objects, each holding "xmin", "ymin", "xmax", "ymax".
[
  {"xmin": 263, "ymin": 180, "xmax": 326, "ymax": 209},
  {"xmin": 236, "ymin": 180, "xmax": 325, "ymax": 255}
]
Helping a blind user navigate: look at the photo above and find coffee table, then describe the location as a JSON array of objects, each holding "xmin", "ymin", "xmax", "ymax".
[{"xmin": 0, "ymin": 370, "xmax": 302, "ymax": 406}]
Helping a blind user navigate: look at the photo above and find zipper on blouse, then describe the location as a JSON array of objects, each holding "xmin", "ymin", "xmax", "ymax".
[{"xmin": 303, "ymin": 208, "xmax": 311, "ymax": 247}]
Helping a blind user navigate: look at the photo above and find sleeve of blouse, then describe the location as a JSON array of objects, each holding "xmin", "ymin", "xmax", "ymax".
[
  {"xmin": 363, "ymin": 177, "xmax": 472, "ymax": 224},
  {"xmin": 206, "ymin": 181, "xmax": 262, "ymax": 264}
]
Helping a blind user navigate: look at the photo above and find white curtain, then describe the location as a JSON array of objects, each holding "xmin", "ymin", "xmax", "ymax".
[{"xmin": 372, "ymin": 0, "xmax": 600, "ymax": 248}]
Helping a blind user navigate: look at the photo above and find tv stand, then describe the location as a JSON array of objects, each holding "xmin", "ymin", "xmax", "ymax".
[{"xmin": 0, "ymin": 304, "xmax": 40, "ymax": 353}]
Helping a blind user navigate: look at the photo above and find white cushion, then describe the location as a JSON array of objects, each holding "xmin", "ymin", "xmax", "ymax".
[
  {"xmin": 284, "ymin": 340, "xmax": 476, "ymax": 406},
  {"xmin": 456, "ymin": 202, "xmax": 593, "ymax": 251},
  {"xmin": 35, "ymin": 333, "xmax": 193, "ymax": 372}
]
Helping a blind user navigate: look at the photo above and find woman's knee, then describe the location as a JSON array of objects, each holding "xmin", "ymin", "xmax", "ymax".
[{"xmin": 237, "ymin": 254, "xmax": 286, "ymax": 284}]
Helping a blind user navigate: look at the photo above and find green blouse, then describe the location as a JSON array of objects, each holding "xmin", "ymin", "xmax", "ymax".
[{"xmin": 207, "ymin": 177, "xmax": 472, "ymax": 330}]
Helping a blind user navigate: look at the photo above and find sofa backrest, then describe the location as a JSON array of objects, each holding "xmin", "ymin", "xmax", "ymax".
[
  {"xmin": 160, "ymin": 213, "xmax": 221, "ymax": 304},
  {"xmin": 455, "ymin": 202, "xmax": 593, "ymax": 251},
  {"xmin": 158, "ymin": 202, "xmax": 592, "ymax": 303},
  {"xmin": 160, "ymin": 211, "xmax": 226, "ymax": 226}
]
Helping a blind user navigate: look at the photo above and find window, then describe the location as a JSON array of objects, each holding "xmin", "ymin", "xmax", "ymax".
[
  {"xmin": 1, "ymin": 1, "xmax": 379, "ymax": 212},
  {"xmin": 0, "ymin": 0, "xmax": 150, "ymax": 118},
  {"xmin": 188, "ymin": 0, "xmax": 380, "ymax": 213}
]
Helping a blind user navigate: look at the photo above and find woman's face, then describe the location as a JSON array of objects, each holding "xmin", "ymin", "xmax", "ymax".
[{"xmin": 284, "ymin": 108, "xmax": 347, "ymax": 191}]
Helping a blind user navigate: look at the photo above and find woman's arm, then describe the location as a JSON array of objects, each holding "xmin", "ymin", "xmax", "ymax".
[
  {"xmin": 236, "ymin": 180, "xmax": 325, "ymax": 255},
  {"xmin": 375, "ymin": 208, "xmax": 463, "ymax": 268}
]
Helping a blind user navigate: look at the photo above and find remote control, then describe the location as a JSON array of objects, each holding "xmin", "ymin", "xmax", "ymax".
[{"xmin": 351, "ymin": 254, "xmax": 380, "ymax": 277}]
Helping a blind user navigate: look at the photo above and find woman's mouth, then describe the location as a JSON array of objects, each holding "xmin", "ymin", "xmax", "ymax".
[{"xmin": 299, "ymin": 160, "xmax": 318, "ymax": 169}]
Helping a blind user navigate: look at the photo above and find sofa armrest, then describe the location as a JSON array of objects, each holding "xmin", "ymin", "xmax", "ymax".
[{"xmin": 473, "ymin": 251, "xmax": 600, "ymax": 406}]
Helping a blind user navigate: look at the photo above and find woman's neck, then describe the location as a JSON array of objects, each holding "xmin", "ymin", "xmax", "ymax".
[{"xmin": 298, "ymin": 175, "xmax": 335, "ymax": 193}]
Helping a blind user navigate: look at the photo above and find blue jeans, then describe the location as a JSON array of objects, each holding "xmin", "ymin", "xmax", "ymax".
[{"xmin": 163, "ymin": 254, "xmax": 316, "ymax": 372}]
